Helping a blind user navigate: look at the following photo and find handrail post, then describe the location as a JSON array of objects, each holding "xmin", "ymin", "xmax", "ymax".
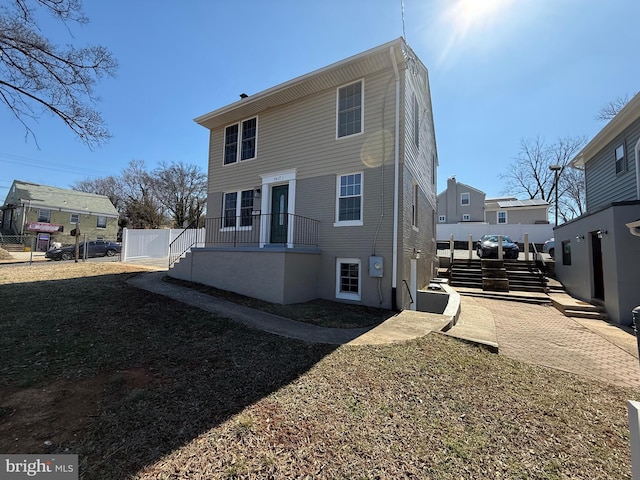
[{"xmin": 524, "ymin": 233, "xmax": 530, "ymax": 262}]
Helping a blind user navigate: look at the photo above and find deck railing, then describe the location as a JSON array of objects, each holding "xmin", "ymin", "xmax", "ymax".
[{"xmin": 205, "ymin": 213, "xmax": 320, "ymax": 248}]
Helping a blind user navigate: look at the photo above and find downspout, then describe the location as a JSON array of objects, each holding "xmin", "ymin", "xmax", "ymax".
[{"xmin": 390, "ymin": 45, "xmax": 400, "ymax": 311}]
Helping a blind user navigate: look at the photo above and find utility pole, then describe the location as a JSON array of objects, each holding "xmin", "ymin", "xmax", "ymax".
[{"xmin": 549, "ymin": 164, "xmax": 561, "ymax": 227}]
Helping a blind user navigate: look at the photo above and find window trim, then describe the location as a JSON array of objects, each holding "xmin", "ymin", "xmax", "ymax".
[
  {"xmin": 336, "ymin": 79, "xmax": 364, "ymax": 139},
  {"xmin": 438, "ymin": 215, "xmax": 446, "ymax": 223},
  {"xmin": 221, "ymin": 190, "xmax": 254, "ymax": 231},
  {"xmin": 497, "ymin": 211, "xmax": 507, "ymax": 224},
  {"xmin": 615, "ymin": 143, "xmax": 626, "ymax": 174},
  {"xmin": 462, "ymin": 214, "xmax": 471, "ymax": 221},
  {"xmin": 70, "ymin": 213, "xmax": 79, "ymax": 224},
  {"xmin": 96, "ymin": 215, "xmax": 107, "ymax": 229},
  {"xmin": 334, "ymin": 172, "xmax": 364, "ymax": 227},
  {"xmin": 413, "ymin": 93, "xmax": 419, "ymax": 149},
  {"xmin": 223, "ymin": 116, "xmax": 258, "ymax": 165},
  {"xmin": 38, "ymin": 209, "xmax": 51, "ymax": 223},
  {"xmin": 412, "ymin": 182, "xmax": 419, "ymax": 228},
  {"xmin": 336, "ymin": 257, "xmax": 362, "ymax": 301},
  {"xmin": 460, "ymin": 192, "xmax": 470, "ymax": 206}
]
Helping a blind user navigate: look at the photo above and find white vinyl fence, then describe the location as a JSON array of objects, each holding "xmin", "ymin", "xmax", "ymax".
[
  {"xmin": 121, "ymin": 228, "xmax": 205, "ymax": 261},
  {"xmin": 436, "ymin": 223, "xmax": 554, "ymax": 245}
]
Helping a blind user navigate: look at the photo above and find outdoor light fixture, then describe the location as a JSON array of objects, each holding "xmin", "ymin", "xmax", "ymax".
[
  {"xmin": 597, "ymin": 229, "xmax": 608, "ymax": 239},
  {"xmin": 576, "ymin": 235, "xmax": 584, "ymax": 242}
]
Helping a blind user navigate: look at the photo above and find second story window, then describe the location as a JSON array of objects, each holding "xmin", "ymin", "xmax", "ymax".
[
  {"xmin": 96, "ymin": 216, "xmax": 107, "ymax": 228},
  {"xmin": 615, "ymin": 144, "xmax": 626, "ymax": 174},
  {"xmin": 337, "ymin": 80, "xmax": 363, "ymax": 138},
  {"xmin": 460, "ymin": 192, "xmax": 470, "ymax": 206},
  {"xmin": 498, "ymin": 211, "xmax": 507, "ymax": 224},
  {"xmin": 224, "ymin": 117, "xmax": 258, "ymax": 165}
]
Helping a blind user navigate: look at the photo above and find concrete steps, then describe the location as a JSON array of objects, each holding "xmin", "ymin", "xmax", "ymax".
[
  {"xmin": 549, "ymin": 293, "xmax": 609, "ymax": 321},
  {"xmin": 448, "ymin": 258, "xmax": 548, "ymax": 293}
]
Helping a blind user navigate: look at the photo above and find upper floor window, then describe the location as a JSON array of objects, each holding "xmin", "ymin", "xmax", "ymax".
[
  {"xmin": 413, "ymin": 94, "xmax": 419, "ymax": 148},
  {"xmin": 70, "ymin": 213, "xmax": 79, "ymax": 224},
  {"xmin": 337, "ymin": 80, "xmax": 363, "ymax": 138},
  {"xmin": 224, "ymin": 117, "xmax": 257, "ymax": 165},
  {"xmin": 38, "ymin": 209, "xmax": 50, "ymax": 222},
  {"xmin": 497, "ymin": 211, "xmax": 507, "ymax": 224},
  {"xmin": 412, "ymin": 183, "xmax": 419, "ymax": 227},
  {"xmin": 223, "ymin": 190, "xmax": 254, "ymax": 228},
  {"xmin": 335, "ymin": 172, "xmax": 363, "ymax": 226},
  {"xmin": 96, "ymin": 216, "xmax": 107, "ymax": 228},
  {"xmin": 460, "ymin": 192, "xmax": 470, "ymax": 206},
  {"xmin": 615, "ymin": 143, "xmax": 626, "ymax": 174}
]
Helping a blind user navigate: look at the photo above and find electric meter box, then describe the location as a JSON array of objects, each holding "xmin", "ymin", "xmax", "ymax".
[{"xmin": 369, "ymin": 256, "xmax": 384, "ymax": 277}]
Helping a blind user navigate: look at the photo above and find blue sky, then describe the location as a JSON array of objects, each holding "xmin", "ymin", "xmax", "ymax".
[{"xmin": 1, "ymin": 0, "xmax": 639, "ymax": 201}]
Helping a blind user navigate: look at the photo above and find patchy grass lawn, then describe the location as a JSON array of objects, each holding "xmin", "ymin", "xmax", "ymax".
[
  {"xmin": 165, "ymin": 276, "xmax": 394, "ymax": 329},
  {"xmin": 0, "ymin": 262, "xmax": 637, "ymax": 479}
]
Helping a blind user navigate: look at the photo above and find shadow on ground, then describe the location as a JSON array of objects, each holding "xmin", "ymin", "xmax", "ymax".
[{"xmin": 0, "ymin": 272, "xmax": 336, "ymax": 479}]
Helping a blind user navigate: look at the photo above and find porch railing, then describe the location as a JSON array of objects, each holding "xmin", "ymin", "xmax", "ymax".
[
  {"xmin": 168, "ymin": 220, "xmax": 204, "ymax": 268},
  {"xmin": 205, "ymin": 213, "xmax": 320, "ymax": 248}
]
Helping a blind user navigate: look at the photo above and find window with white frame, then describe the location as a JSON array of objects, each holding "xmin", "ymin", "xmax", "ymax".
[
  {"xmin": 70, "ymin": 213, "xmax": 79, "ymax": 224},
  {"xmin": 96, "ymin": 216, "xmax": 107, "ymax": 228},
  {"xmin": 38, "ymin": 209, "xmax": 50, "ymax": 222},
  {"xmin": 413, "ymin": 94, "xmax": 419, "ymax": 148},
  {"xmin": 223, "ymin": 190, "xmax": 254, "ymax": 228},
  {"xmin": 615, "ymin": 143, "xmax": 626, "ymax": 174},
  {"xmin": 497, "ymin": 211, "xmax": 507, "ymax": 224},
  {"xmin": 438, "ymin": 215, "xmax": 446, "ymax": 223},
  {"xmin": 463, "ymin": 214, "xmax": 470, "ymax": 221},
  {"xmin": 460, "ymin": 192, "xmax": 470, "ymax": 206},
  {"xmin": 337, "ymin": 80, "xmax": 363, "ymax": 138},
  {"xmin": 412, "ymin": 183, "xmax": 419, "ymax": 227},
  {"xmin": 335, "ymin": 173, "xmax": 363, "ymax": 226},
  {"xmin": 336, "ymin": 258, "xmax": 361, "ymax": 301},
  {"xmin": 224, "ymin": 117, "xmax": 257, "ymax": 165}
]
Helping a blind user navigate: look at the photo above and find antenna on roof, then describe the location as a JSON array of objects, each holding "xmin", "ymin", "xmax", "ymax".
[{"xmin": 401, "ymin": 0, "xmax": 406, "ymax": 40}]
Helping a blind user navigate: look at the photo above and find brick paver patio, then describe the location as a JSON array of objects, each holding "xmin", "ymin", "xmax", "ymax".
[{"xmin": 467, "ymin": 296, "xmax": 640, "ymax": 389}]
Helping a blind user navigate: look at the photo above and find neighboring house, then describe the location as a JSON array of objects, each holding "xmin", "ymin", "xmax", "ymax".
[
  {"xmin": 484, "ymin": 197, "xmax": 550, "ymax": 225},
  {"xmin": 436, "ymin": 180, "xmax": 552, "ymax": 244},
  {"xmin": 437, "ymin": 176, "xmax": 485, "ymax": 223},
  {"xmin": 170, "ymin": 38, "xmax": 438, "ymax": 311},
  {"xmin": 554, "ymin": 92, "xmax": 640, "ymax": 326},
  {"xmin": 1, "ymin": 180, "xmax": 119, "ymax": 250}
]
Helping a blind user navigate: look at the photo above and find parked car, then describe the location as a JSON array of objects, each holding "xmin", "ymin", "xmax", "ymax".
[
  {"xmin": 46, "ymin": 240, "xmax": 121, "ymax": 261},
  {"xmin": 476, "ymin": 234, "xmax": 520, "ymax": 259},
  {"xmin": 543, "ymin": 238, "xmax": 555, "ymax": 258}
]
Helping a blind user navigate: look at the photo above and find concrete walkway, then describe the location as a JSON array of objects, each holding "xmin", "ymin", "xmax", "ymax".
[
  {"xmin": 127, "ymin": 269, "xmax": 640, "ymax": 388},
  {"xmin": 128, "ymin": 272, "xmax": 453, "ymax": 346}
]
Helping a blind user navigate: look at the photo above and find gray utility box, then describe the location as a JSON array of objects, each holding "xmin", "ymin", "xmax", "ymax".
[{"xmin": 369, "ymin": 256, "xmax": 384, "ymax": 277}]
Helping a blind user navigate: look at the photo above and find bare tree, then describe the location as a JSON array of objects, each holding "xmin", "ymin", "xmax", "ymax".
[
  {"xmin": 152, "ymin": 161, "xmax": 207, "ymax": 228},
  {"xmin": 0, "ymin": 0, "xmax": 117, "ymax": 147},
  {"xmin": 120, "ymin": 159, "xmax": 166, "ymax": 228},
  {"xmin": 595, "ymin": 94, "xmax": 631, "ymax": 122},
  {"xmin": 71, "ymin": 175, "xmax": 124, "ymax": 212},
  {"xmin": 558, "ymin": 166, "xmax": 585, "ymax": 222},
  {"xmin": 501, "ymin": 135, "xmax": 587, "ymax": 221}
]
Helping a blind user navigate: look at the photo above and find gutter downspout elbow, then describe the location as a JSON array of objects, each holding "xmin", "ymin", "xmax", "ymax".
[{"xmin": 390, "ymin": 45, "xmax": 400, "ymax": 311}]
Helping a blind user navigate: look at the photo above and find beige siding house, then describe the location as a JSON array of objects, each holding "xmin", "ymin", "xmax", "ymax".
[
  {"xmin": 170, "ymin": 38, "xmax": 438, "ymax": 311},
  {"xmin": 1, "ymin": 180, "xmax": 119, "ymax": 250},
  {"xmin": 484, "ymin": 197, "xmax": 550, "ymax": 225}
]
